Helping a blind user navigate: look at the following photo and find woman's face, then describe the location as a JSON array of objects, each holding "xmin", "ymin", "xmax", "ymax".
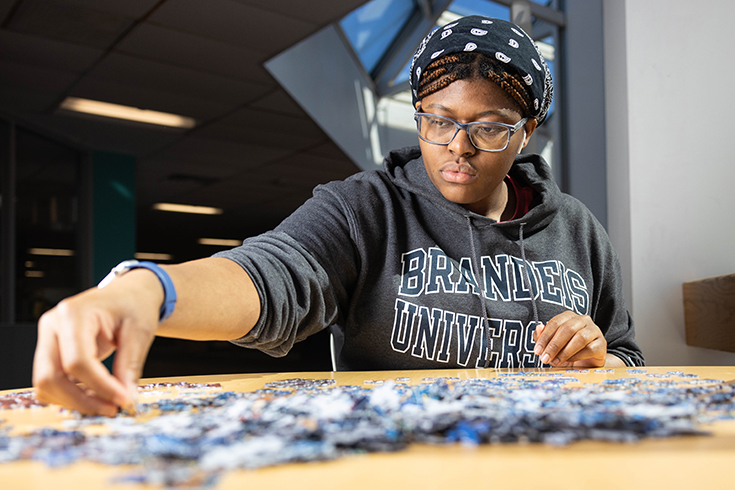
[{"xmin": 417, "ymin": 77, "xmax": 536, "ymax": 219}]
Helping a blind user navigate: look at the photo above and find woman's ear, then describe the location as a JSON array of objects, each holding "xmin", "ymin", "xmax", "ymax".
[{"xmin": 518, "ymin": 118, "xmax": 538, "ymax": 152}]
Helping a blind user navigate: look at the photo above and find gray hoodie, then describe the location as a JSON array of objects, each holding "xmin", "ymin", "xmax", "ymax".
[{"xmin": 217, "ymin": 146, "xmax": 644, "ymax": 369}]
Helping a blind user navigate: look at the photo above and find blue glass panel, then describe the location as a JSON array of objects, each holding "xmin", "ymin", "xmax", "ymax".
[
  {"xmin": 447, "ymin": 0, "xmax": 510, "ymax": 20},
  {"xmin": 340, "ymin": 0, "xmax": 417, "ymax": 73}
]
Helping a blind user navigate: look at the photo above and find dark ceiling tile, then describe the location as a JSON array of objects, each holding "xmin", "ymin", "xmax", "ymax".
[
  {"xmin": 0, "ymin": 29, "xmax": 103, "ymax": 73},
  {"xmin": 217, "ymin": 106, "xmax": 323, "ymax": 134},
  {"xmin": 116, "ymin": 23, "xmax": 274, "ymax": 85},
  {"xmin": 0, "ymin": 59, "xmax": 77, "ymax": 94},
  {"xmin": 87, "ymin": 52, "xmax": 273, "ymax": 105},
  {"xmin": 304, "ymin": 141, "xmax": 355, "ymax": 162},
  {"xmin": 248, "ymin": 88, "xmax": 305, "ymax": 115},
  {"xmin": 246, "ymin": 154, "xmax": 358, "ymax": 191},
  {"xmin": 232, "ymin": 0, "xmax": 369, "ymax": 26},
  {"xmin": 71, "ymin": 76, "xmax": 235, "ymax": 121},
  {"xmin": 16, "ymin": 112, "xmax": 185, "ymax": 156},
  {"xmin": 154, "ymin": 136, "xmax": 293, "ymax": 171},
  {"xmin": 192, "ymin": 123, "xmax": 325, "ymax": 152},
  {"xmin": 148, "ymin": 0, "xmax": 317, "ymax": 54},
  {"xmin": 5, "ymin": 0, "xmax": 135, "ymax": 49},
  {"xmin": 0, "ymin": 0, "xmax": 16, "ymax": 23},
  {"xmin": 176, "ymin": 178, "xmax": 294, "ymax": 207},
  {"xmin": 0, "ymin": 86, "xmax": 59, "ymax": 114},
  {"xmin": 58, "ymin": 0, "xmax": 161, "ymax": 18}
]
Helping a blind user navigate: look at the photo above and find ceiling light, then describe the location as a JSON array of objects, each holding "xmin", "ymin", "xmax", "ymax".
[
  {"xmin": 25, "ymin": 270, "xmax": 45, "ymax": 278},
  {"xmin": 153, "ymin": 203, "xmax": 223, "ymax": 215},
  {"xmin": 134, "ymin": 252, "xmax": 173, "ymax": 261},
  {"xmin": 59, "ymin": 97, "xmax": 196, "ymax": 129},
  {"xmin": 28, "ymin": 248, "xmax": 75, "ymax": 256},
  {"xmin": 198, "ymin": 238, "xmax": 242, "ymax": 247}
]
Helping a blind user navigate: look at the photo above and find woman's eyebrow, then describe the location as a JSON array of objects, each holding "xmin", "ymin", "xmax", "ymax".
[{"xmin": 421, "ymin": 103, "xmax": 519, "ymax": 119}]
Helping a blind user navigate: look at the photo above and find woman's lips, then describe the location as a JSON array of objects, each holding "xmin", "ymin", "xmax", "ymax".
[{"xmin": 439, "ymin": 163, "xmax": 477, "ymax": 184}]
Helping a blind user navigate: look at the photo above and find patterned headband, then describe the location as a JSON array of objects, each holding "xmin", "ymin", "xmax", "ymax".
[{"xmin": 409, "ymin": 15, "xmax": 553, "ymax": 123}]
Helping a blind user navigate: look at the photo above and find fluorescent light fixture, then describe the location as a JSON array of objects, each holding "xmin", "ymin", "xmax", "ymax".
[
  {"xmin": 134, "ymin": 252, "xmax": 173, "ymax": 261},
  {"xmin": 25, "ymin": 270, "xmax": 45, "ymax": 278},
  {"xmin": 153, "ymin": 203, "xmax": 223, "ymax": 215},
  {"xmin": 59, "ymin": 97, "xmax": 196, "ymax": 129},
  {"xmin": 28, "ymin": 248, "xmax": 75, "ymax": 256},
  {"xmin": 438, "ymin": 10, "xmax": 462, "ymax": 26},
  {"xmin": 198, "ymin": 238, "xmax": 242, "ymax": 247},
  {"xmin": 536, "ymin": 41, "xmax": 555, "ymax": 61}
]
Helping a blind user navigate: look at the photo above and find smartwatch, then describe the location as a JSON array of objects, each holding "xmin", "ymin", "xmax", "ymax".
[{"xmin": 98, "ymin": 259, "xmax": 177, "ymax": 322}]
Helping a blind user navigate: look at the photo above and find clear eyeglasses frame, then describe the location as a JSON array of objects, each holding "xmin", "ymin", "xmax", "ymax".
[{"xmin": 414, "ymin": 112, "xmax": 527, "ymax": 152}]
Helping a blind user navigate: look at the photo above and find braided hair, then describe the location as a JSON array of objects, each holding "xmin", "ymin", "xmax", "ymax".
[{"xmin": 416, "ymin": 52, "xmax": 533, "ymax": 117}]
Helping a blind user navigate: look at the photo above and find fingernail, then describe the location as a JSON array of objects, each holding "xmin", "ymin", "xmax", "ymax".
[
  {"xmin": 122, "ymin": 402, "xmax": 138, "ymax": 416},
  {"xmin": 534, "ymin": 345, "xmax": 542, "ymax": 356},
  {"xmin": 541, "ymin": 353, "xmax": 550, "ymax": 364}
]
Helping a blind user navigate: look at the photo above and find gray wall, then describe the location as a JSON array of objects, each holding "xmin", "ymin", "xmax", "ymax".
[{"xmin": 605, "ymin": 0, "xmax": 735, "ymax": 365}]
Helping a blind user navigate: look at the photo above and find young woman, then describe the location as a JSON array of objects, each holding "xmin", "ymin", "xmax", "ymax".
[{"xmin": 33, "ymin": 16, "xmax": 643, "ymax": 416}]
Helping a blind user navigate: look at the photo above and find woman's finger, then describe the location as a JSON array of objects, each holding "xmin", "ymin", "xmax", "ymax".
[{"xmin": 33, "ymin": 318, "xmax": 119, "ymax": 416}]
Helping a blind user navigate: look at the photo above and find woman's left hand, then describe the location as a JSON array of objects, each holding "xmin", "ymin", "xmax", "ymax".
[{"xmin": 532, "ymin": 311, "xmax": 611, "ymax": 368}]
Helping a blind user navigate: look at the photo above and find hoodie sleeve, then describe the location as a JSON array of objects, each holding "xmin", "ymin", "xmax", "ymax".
[
  {"xmin": 213, "ymin": 183, "xmax": 359, "ymax": 357},
  {"xmin": 586, "ymin": 217, "xmax": 645, "ymax": 367}
]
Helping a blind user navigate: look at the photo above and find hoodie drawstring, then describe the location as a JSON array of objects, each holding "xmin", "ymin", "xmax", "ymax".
[
  {"xmin": 467, "ymin": 218, "xmax": 540, "ymax": 369},
  {"xmin": 465, "ymin": 216, "xmax": 492, "ymax": 369},
  {"xmin": 518, "ymin": 222, "xmax": 541, "ymax": 367}
]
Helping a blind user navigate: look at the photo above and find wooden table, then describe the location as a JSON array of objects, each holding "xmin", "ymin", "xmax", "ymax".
[{"xmin": 1, "ymin": 366, "xmax": 734, "ymax": 490}]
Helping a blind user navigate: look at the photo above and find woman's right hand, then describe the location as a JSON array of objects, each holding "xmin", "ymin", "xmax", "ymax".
[{"xmin": 32, "ymin": 269, "xmax": 163, "ymax": 416}]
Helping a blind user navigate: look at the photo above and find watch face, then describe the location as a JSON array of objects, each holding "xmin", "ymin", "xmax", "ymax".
[
  {"xmin": 114, "ymin": 259, "xmax": 140, "ymax": 273},
  {"xmin": 99, "ymin": 260, "xmax": 140, "ymax": 288}
]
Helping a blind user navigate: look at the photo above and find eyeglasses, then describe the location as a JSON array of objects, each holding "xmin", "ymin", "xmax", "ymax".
[{"xmin": 414, "ymin": 113, "xmax": 527, "ymax": 152}]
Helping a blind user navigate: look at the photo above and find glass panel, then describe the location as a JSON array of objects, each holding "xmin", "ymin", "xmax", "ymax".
[
  {"xmin": 529, "ymin": 0, "xmax": 558, "ymax": 7},
  {"xmin": 340, "ymin": 0, "xmax": 417, "ymax": 73},
  {"xmin": 446, "ymin": 0, "xmax": 510, "ymax": 19},
  {"xmin": 15, "ymin": 129, "xmax": 81, "ymax": 321}
]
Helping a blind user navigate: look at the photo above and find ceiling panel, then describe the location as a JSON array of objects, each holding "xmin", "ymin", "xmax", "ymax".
[
  {"xmin": 86, "ymin": 52, "xmax": 272, "ymax": 106},
  {"xmin": 0, "ymin": 29, "xmax": 102, "ymax": 73},
  {"xmin": 233, "ymin": 0, "xmax": 365, "ymax": 26},
  {"xmin": 0, "ymin": 0, "xmax": 16, "ymax": 22},
  {"xmin": 53, "ymin": 0, "xmax": 161, "ymax": 18},
  {"xmin": 5, "ymin": 0, "xmax": 136, "ymax": 49},
  {"xmin": 240, "ymin": 156, "xmax": 358, "ymax": 192},
  {"xmin": 16, "ymin": 112, "xmax": 187, "ymax": 155},
  {"xmin": 152, "ymin": 136, "xmax": 293, "ymax": 172},
  {"xmin": 0, "ymin": 59, "xmax": 77, "ymax": 95},
  {"xmin": 217, "ymin": 106, "xmax": 324, "ymax": 134},
  {"xmin": 0, "ymin": 86, "xmax": 59, "ymax": 115},
  {"xmin": 148, "ymin": 0, "xmax": 316, "ymax": 53},
  {"xmin": 116, "ymin": 23, "xmax": 274, "ymax": 85},
  {"xmin": 176, "ymin": 177, "xmax": 301, "ymax": 207},
  {"xmin": 247, "ymin": 89, "xmax": 305, "ymax": 116},
  {"xmin": 305, "ymin": 141, "xmax": 359, "ymax": 161},
  {"xmin": 70, "ymin": 76, "xmax": 235, "ymax": 122},
  {"xmin": 192, "ymin": 123, "xmax": 326, "ymax": 152}
]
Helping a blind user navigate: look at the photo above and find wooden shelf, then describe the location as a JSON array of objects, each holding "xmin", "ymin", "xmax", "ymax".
[{"xmin": 683, "ymin": 272, "xmax": 735, "ymax": 352}]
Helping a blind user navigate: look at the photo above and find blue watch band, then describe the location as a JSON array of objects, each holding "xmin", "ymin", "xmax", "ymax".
[{"xmin": 98, "ymin": 260, "xmax": 177, "ymax": 322}]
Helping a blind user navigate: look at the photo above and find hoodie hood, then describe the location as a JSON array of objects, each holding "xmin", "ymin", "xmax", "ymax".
[{"xmin": 382, "ymin": 146, "xmax": 561, "ymax": 240}]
